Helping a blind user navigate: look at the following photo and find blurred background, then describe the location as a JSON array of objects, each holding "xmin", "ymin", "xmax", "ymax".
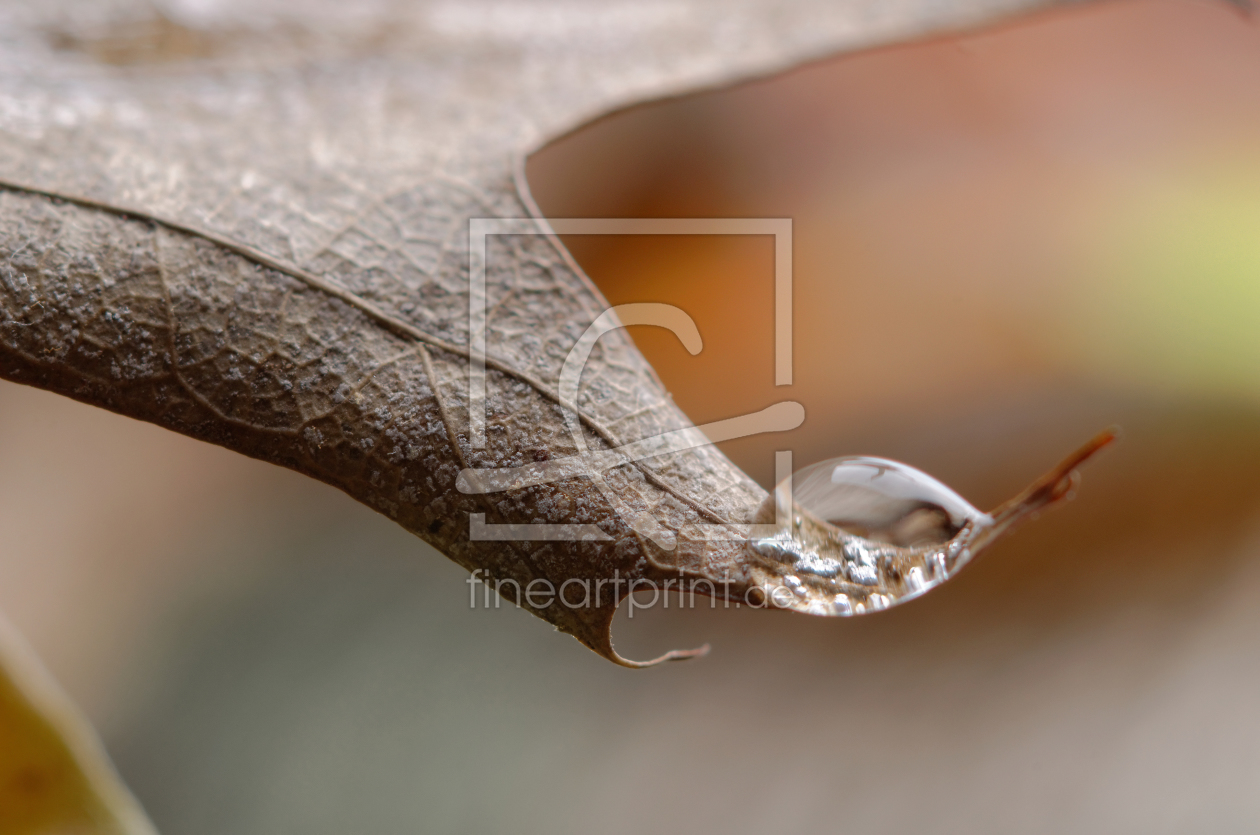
[{"xmin": 4, "ymin": 0, "xmax": 1260, "ymax": 831}]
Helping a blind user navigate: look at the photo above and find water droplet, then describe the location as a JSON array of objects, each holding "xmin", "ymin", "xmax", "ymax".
[
  {"xmin": 746, "ymin": 428, "xmax": 1118, "ymax": 620},
  {"xmin": 749, "ymin": 455, "xmax": 992, "ymax": 610},
  {"xmin": 795, "ymin": 552, "xmax": 842, "ymax": 578},
  {"xmin": 789, "ymin": 455, "xmax": 991, "ymax": 546},
  {"xmin": 930, "ymin": 552, "xmax": 948, "ymax": 579},
  {"xmin": 784, "ymin": 575, "xmax": 808, "ymax": 598},
  {"xmin": 905, "ymin": 566, "xmax": 928, "ymax": 595},
  {"xmin": 847, "ymin": 562, "xmax": 880, "ymax": 586}
]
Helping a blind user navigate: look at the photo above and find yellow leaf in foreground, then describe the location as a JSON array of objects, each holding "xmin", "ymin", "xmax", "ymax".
[{"xmin": 0, "ymin": 617, "xmax": 155, "ymax": 835}]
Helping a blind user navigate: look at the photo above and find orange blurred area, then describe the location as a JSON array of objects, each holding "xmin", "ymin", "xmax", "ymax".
[
  {"xmin": 5, "ymin": 1, "xmax": 1260, "ymax": 832},
  {"xmin": 530, "ymin": 0, "xmax": 1260, "ymax": 492}
]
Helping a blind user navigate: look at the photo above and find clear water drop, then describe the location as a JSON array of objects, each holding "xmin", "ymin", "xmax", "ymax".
[
  {"xmin": 868, "ymin": 594, "xmax": 892, "ymax": 611},
  {"xmin": 748, "ymin": 454, "xmax": 995, "ymax": 614},
  {"xmin": 747, "ymin": 428, "xmax": 1119, "ymax": 619},
  {"xmin": 930, "ymin": 552, "xmax": 948, "ymax": 580},
  {"xmin": 905, "ymin": 566, "xmax": 929, "ymax": 596},
  {"xmin": 789, "ymin": 456, "xmax": 991, "ymax": 546}
]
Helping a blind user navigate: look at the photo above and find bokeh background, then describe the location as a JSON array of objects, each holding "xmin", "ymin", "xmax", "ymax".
[{"xmin": 4, "ymin": 0, "xmax": 1260, "ymax": 831}]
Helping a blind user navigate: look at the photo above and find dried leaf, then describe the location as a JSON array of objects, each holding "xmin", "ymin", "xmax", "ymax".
[
  {"xmin": 0, "ymin": 616, "xmax": 156, "ymax": 835},
  {"xmin": 0, "ymin": 0, "xmax": 1094, "ymax": 665}
]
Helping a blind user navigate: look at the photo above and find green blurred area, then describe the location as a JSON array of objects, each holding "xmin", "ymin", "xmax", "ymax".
[{"xmin": 1071, "ymin": 164, "xmax": 1260, "ymax": 398}]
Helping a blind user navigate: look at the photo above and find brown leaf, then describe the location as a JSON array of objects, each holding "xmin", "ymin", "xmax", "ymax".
[{"xmin": 0, "ymin": 0, "xmax": 1092, "ymax": 665}]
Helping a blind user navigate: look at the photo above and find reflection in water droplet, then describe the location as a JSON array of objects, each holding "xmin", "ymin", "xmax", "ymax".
[
  {"xmin": 905, "ymin": 566, "xmax": 927, "ymax": 595},
  {"xmin": 794, "ymin": 456, "xmax": 991, "ymax": 546},
  {"xmin": 930, "ymin": 552, "xmax": 948, "ymax": 580},
  {"xmin": 847, "ymin": 562, "xmax": 880, "ymax": 586},
  {"xmin": 748, "ymin": 455, "xmax": 995, "ymax": 617},
  {"xmin": 746, "ymin": 428, "xmax": 1118, "ymax": 619}
]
